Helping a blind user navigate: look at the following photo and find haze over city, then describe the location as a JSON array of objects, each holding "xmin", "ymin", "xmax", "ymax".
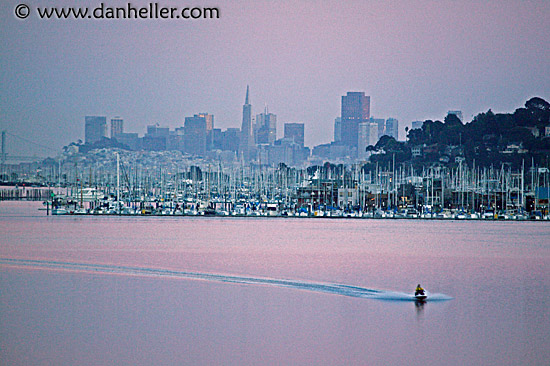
[{"xmin": 1, "ymin": 0, "xmax": 549, "ymax": 157}]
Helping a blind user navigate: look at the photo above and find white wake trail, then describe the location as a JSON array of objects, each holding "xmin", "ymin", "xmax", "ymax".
[{"xmin": 0, "ymin": 258, "xmax": 452, "ymax": 302}]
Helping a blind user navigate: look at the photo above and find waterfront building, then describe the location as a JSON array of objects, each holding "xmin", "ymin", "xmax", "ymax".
[
  {"xmin": 239, "ymin": 85, "xmax": 255, "ymax": 160},
  {"xmin": 338, "ymin": 187, "xmax": 359, "ymax": 208},
  {"xmin": 184, "ymin": 115, "xmax": 207, "ymax": 156},
  {"xmin": 385, "ymin": 118, "xmax": 399, "ymax": 140},
  {"xmin": 85, "ymin": 116, "xmax": 107, "ymax": 144},
  {"xmin": 110, "ymin": 117, "xmax": 123, "ymax": 138},
  {"xmin": 284, "ymin": 123, "xmax": 305, "ymax": 147},
  {"xmin": 255, "ymin": 106, "xmax": 277, "ymax": 145},
  {"xmin": 341, "ymin": 92, "xmax": 370, "ymax": 152}
]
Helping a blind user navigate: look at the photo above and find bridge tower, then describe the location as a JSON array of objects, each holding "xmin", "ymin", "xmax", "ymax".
[{"xmin": 1, "ymin": 130, "xmax": 6, "ymax": 165}]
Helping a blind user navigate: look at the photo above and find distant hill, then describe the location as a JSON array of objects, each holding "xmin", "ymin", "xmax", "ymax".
[{"xmin": 370, "ymin": 97, "xmax": 550, "ymax": 169}]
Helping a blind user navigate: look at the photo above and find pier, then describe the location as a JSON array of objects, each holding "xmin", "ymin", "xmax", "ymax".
[{"xmin": 0, "ymin": 187, "xmax": 54, "ymax": 201}]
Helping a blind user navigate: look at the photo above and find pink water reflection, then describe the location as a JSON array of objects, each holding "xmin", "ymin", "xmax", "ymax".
[{"xmin": 1, "ymin": 202, "xmax": 549, "ymax": 365}]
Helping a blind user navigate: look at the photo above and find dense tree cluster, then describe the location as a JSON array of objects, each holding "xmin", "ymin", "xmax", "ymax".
[{"xmin": 370, "ymin": 97, "xmax": 550, "ymax": 169}]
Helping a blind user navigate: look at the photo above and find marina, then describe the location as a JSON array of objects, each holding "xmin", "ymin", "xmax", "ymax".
[{"xmin": 2, "ymin": 150, "xmax": 549, "ymax": 220}]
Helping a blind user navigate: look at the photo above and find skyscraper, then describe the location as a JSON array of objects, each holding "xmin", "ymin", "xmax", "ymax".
[
  {"xmin": 194, "ymin": 113, "xmax": 214, "ymax": 150},
  {"xmin": 385, "ymin": 118, "xmax": 399, "ymax": 140},
  {"xmin": 334, "ymin": 117, "xmax": 341, "ymax": 143},
  {"xmin": 143, "ymin": 124, "xmax": 169, "ymax": 151},
  {"xmin": 239, "ymin": 86, "xmax": 254, "ymax": 160},
  {"xmin": 222, "ymin": 128, "xmax": 240, "ymax": 152},
  {"xmin": 370, "ymin": 117, "xmax": 385, "ymax": 140},
  {"xmin": 341, "ymin": 92, "xmax": 370, "ymax": 151},
  {"xmin": 358, "ymin": 122, "xmax": 379, "ymax": 160},
  {"xmin": 85, "ymin": 116, "xmax": 107, "ymax": 144},
  {"xmin": 111, "ymin": 117, "xmax": 123, "ymax": 138},
  {"xmin": 255, "ymin": 106, "xmax": 277, "ymax": 145},
  {"xmin": 284, "ymin": 123, "xmax": 305, "ymax": 147},
  {"xmin": 184, "ymin": 114, "xmax": 207, "ymax": 156}
]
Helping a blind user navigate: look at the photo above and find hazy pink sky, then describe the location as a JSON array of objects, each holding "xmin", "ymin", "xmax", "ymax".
[{"xmin": 1, "ymin": 0, "xmax": 549, "ymax": 156}]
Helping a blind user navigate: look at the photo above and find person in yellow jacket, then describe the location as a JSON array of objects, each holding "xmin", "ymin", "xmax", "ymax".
[{"xmin": 415, "ymin": 284, "xmax": 425, "ymax": 296}]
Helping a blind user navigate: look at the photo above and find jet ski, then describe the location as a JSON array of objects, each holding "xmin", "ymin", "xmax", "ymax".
[
  {"xmin": 414, "ymin": 286, "xmax": 428, "ymax": 301},
  {"xmin": 414, "ymin": 292, "xmax": 427, "ymax": 301}
]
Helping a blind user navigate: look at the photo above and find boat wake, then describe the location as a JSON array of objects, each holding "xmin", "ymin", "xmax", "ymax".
[{"xmin": 0, "ymin": 258, "xmax": 452, "ymax": 302}]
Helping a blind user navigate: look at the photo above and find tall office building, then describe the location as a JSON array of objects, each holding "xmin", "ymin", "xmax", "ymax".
[
  {"xmin": 385, "ymin": 118, "xmax": 399, "ymax": 140},
  {"xmin": 199, "ymin": 113, "xmax": 214, "ymax": 131},
  {"xmin": 85, "ymin": 116, "xmax": 107, "ymax": 144},
  {"xmin": 143, "ymin": 124, "xmax": 169, "ymax": 151},
  {"xmin": 211, "ymin": 128, "xmax": 222, "ymax": 150},
  {"xmin": 284, "ymin": 123, "xmax": 305, "ymax": 147},
  {"xmin": 255, "ymin": 106, "xmax": 277, "ymax": 145},
  {"xmin": 193, "ymin": 113, "xmax": 214, "ymax": 150},
  {"xmin": 110, "ymin": 117, "xmax": 123, "ymax": 138},
  {"xmin": 358, "ymin": 122, "xmax": 379, "ymax": 159},
  {"xmin": 239, "ymin": 86, "xmax": 254, "ymax": 160},
  {"xmin": 341, "ymin": 92, "xmax": 370, "ymax": 150},
  {"xmin": 184, "ymin": 114, "xmax": 207, "ymax": 156},
  {"xmin": 115, "ymin": 133, "xmax": 139, "ymax": 150},
  {"xmin": 369, "ymin": 117, "xmax": 385, "ymax": 140},
  {"xmin": 334, "ymin": 117, "xmax": 341, "ymax": 143},
  {"xmin": 411, "ymin": 120, "xmax": 424, "ymax": 130},
  {"xmin": 146, "ymin": 124, "xmax": 170, "ymax": 138},
  {"xmin": 222, "ymin": 128, "xmax": 240, "ymax": 152}
]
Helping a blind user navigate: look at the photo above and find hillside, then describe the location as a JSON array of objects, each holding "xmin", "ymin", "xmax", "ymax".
[{"xmin": 371, "ymin": 97, "xmax": 550, "ymax": 169}]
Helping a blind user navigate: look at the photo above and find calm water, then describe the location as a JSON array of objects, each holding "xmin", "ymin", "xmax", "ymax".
[{"xmin": 1, "ymin": 201, "xmax": 549, "ymax": 365}]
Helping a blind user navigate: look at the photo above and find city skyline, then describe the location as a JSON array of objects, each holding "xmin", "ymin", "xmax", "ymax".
[
  {"xmin": 1, "ymin": 0, "xmax": 549, "ymax": 156},
  {"xmin": 77, "ymin": 88, "xmax": 400, "ymax": 163}
]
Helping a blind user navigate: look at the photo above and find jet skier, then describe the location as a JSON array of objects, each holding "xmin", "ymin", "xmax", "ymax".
[{"xmin": 415, "ymin": 284, "xmax": 425, "ymax": 296}]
